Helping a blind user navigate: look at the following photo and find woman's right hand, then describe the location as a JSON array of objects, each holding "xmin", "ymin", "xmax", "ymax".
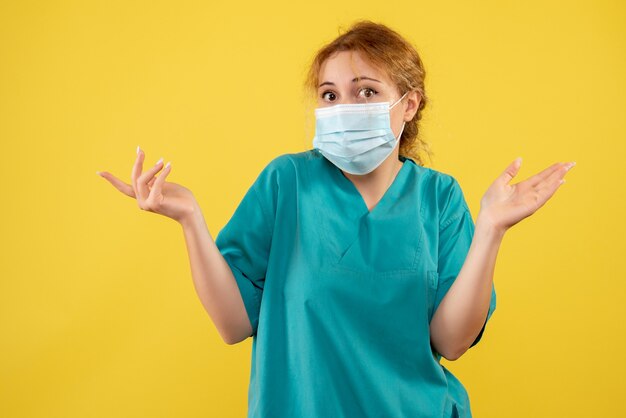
[{"xmin": 97, "ymin": 146, "xmax": 198, "ymax": 224}]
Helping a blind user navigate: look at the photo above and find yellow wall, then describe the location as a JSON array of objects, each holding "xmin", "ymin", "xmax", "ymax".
[{"xmin": 1, "ymin": 1, "xmax": 623, "ymax": 417}]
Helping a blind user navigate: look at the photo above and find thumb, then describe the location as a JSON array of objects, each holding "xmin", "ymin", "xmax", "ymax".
[{"xmin": 496, "ymin": 157, "xmax": 522, "ymax": 186}]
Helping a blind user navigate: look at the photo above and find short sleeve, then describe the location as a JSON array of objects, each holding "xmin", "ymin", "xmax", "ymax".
[
  {"xmin": 433, "ymin": 177, "xmax": 497, "ymax": 351},
  {"xmin": 214, "ymin": 169, "xmax": 276, "ymax": 338}
]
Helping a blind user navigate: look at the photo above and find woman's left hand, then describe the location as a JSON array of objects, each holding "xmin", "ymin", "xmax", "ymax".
[{"xmin": 478, "ymin": 158, "xmax": 576, "ymax": 233}]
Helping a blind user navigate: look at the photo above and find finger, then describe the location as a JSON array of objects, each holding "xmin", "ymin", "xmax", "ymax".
[
  {"xmin": 131, "ymin": 147, "xmax": 149, "ymax": 205},
  {"xmin": 524, "ymin": 162, "xmax": 566, "ymax": 188},
  {"xmin": 496, "ymin": 157, "xmax": 523, "ymax": 186},
  {"xmin": 98, "ymin": 171, "xmax": 135, "ymax": 198},
  {"xmin": 150, "ymin": 161, "xmax": 172, "ymax": 201},
  {"xmin": 534, "ymin": 165, "xmax": 568, "ymax": 207},
  {"xmin": 138, "ymin": 157, "xmax": 165, "ymax": 192}
]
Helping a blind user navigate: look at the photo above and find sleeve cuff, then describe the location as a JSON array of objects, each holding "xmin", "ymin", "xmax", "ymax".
[{"xmin": 228, "ymin": 261, "xmax": 263, "ymax": 337}]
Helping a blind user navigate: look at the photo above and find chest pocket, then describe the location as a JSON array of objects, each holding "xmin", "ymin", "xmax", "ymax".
[{"xmin": 325, "ymin": 215, "xmax": 425, "ymax": 274}]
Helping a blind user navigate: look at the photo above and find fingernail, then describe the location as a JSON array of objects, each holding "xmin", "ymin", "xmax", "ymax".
[
  {"xmin": 96, "ymin": 171, "xmax": 102, "ymax": 177},
  {"xmin": 156, "ymin": 157, "xmax": 163, "ymax": 165},
  {"xmin": 165, "ymin": 161, "xmax": 171, "ymax": 168},
  {"xmin": 137, "ymin": 145, "xmax": 141, "ymax": 155}
]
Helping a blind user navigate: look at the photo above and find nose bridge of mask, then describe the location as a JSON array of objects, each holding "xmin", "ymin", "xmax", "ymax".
[
  {"xmin": 314, "ymin": 92, "xmax": 409, "ymax": 137},
  {"xmin": 315, "ymin": 108, "xmax": 388, "ymax": 135}
]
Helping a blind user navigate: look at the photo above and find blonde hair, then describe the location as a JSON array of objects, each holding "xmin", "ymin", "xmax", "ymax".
[{"xmin": 303, "ymin": 20, "xmax": 433, "ymax": 166}]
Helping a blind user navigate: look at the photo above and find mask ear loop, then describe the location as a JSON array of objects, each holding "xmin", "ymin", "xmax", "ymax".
[
  {"xmin": 397, "ymin": 121, "xmax": 406, "ymax": 141},
  {"xmin": 391, "ymin": 92, "xmax": 408, "ymax": 142},
  {"xmin": 389, "ymin": 91, "xmax": 409, "ymax": 109}
]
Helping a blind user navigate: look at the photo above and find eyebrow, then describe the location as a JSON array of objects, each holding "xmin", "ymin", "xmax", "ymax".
[{"xmin": 318, "ymin": 76, "xmax": 382, "ymax": 88}]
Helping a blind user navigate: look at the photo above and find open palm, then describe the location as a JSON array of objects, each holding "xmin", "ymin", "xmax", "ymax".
[
  {"xmin": 479, "ymin": 158, "xmax": 576, "ymax": 232},
  {"xmin": 97, "ymin": 147, "xmax": 197, "ymax": 224}
]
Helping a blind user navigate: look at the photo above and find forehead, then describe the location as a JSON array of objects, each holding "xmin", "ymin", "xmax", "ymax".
[{"xmin": 318, "ymin": 50, "xmax": 392, "ymax": 85}]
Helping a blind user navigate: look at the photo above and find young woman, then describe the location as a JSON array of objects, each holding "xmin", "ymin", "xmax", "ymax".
[{"xmin": 98, "ymin": 20, "xmax": 575, "ymax": 418}]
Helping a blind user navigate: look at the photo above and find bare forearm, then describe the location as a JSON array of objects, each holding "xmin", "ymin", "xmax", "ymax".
[
  {"xmin": 429, "ymin": 211, "xmax": 505, "ymax": 360},
  {"xmin": 179, "ymin": 202, "xmax": 253, "ymax": 344}
]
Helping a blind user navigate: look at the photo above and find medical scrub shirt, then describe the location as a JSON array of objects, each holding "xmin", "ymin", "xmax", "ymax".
[{"xmin": 214, "ymin": 148, "xmax": 497, "ymax": 418}]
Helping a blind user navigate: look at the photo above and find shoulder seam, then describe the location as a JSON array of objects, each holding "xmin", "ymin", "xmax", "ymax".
[
  {"xmin": 419, "ymin": 168, "xmax": 436, "ymax": 219},
  {"xmin": 251, "ymin": 186, "xmax": 274, "ymax": 239},
  {"xmin": 438, "ymin": 175, "xmax": 458, "ymax": 225}
]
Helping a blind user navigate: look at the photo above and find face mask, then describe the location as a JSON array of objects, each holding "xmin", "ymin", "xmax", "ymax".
[{"xmin": 312, "ymin": 91, "xmax": 408, "ymax": 175}]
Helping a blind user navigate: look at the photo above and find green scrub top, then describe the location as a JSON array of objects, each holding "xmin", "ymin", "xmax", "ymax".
[{"xmin": 215, "ymin": 148, "xmax": 496, "ymax": 418}]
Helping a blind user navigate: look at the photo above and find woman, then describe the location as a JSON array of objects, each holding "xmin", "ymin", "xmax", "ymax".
[{"xmin": 98, "ymin": 20, "xmax": 575, "ymax": 418}]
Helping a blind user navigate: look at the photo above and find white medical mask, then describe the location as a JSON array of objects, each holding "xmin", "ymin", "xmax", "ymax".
[{"xmin": 312, "ymin": 91, "xmax": 408, "ymax": 175}]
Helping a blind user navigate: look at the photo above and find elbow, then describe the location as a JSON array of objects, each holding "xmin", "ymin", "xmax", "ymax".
[
  {"xmin": 439, "ymin": 342, "xmax": 469, "ymax": 361},
  {"xmin": 435, "ymin": 323, "xmax": 485, "ymax": 361},
  {"xmin": 431, "ymin": 334, "xmax": 464, "ymax": 361},
  {"xmin": 223, "ymin": 336, "xmax": 243, "ymax": 345},
  {"xmin": 219, "ymin": 322, "xmax": 254, "ymax": 345},
  {"xmin": 220, "ymin": 329, "xmax": 250, "ymax": 345},
  {"xmin": 432, "ymin": 344, "xmax": 460, "ymax": 362},
  {"xmin": 442, "ymin": 348, "xmax": 464, "ymax": 361}
]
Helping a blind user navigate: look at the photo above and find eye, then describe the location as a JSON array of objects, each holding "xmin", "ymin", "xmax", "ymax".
[
  {"xmin": 321, "ymin": 91, "xmax": 337, "ymax": 102},
  {"xmin": 358, "ymin": 87, "xmax": 378, "ymax": 99}
]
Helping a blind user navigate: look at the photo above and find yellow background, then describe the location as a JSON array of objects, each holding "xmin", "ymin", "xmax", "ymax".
[{"xmin": 1, "ymin": 0, "xmax": 623, "ymax": 417}]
